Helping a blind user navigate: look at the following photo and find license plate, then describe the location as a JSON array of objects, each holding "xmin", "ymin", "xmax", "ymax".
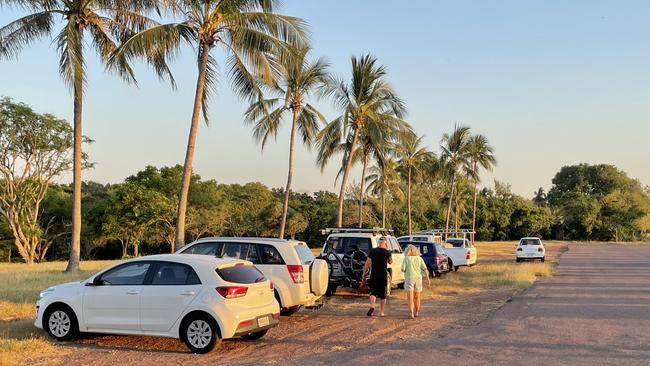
[
  {"xmin": 257, "ymin": 316, "xmax": 270, "ymax": 327},
  {"xmin": 526, "ymin": 253, "xmax": 534, "ymax": 256}
]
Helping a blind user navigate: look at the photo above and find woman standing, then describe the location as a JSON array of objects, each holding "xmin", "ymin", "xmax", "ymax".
[{"xmin": 402, "ymin": 244, "xmax": 430, "ymax": 318}]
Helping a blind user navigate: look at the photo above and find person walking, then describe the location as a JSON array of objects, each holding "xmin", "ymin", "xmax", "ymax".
[
  {"xmin": 362, "ymin": 237, "xmax": 392, "ymax": 317},
  {"xmin": 402, "ymin": 244, "xmax": 430, "ymax": 319}
]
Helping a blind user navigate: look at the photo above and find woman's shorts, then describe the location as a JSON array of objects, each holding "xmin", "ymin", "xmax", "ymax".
[{"xmin": 404, "ymin": 277, "xmax": 423, "ymax": 292}]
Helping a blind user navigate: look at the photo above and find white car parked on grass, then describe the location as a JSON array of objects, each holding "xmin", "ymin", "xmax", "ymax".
[
  {"xmin": 177, "ymin": 237, "xmax": 329, "ymax": 315},
  {"xmin": 35, "ymin": 254, "xmax": 279, "ymax": 353},
  {"xmin": 516, "ymin": 237, "xmax": 546, "ymax": 262}
]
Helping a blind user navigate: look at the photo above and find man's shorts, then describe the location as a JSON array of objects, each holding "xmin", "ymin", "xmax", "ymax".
[{"xmin": 404, "ymin": 277, "xmax": 423, "ymax": 292}]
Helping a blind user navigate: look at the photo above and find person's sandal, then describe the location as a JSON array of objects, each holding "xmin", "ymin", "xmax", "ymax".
[{"xmin": 366, "ymin": 307, "xmax": 375, "ymax": 317}]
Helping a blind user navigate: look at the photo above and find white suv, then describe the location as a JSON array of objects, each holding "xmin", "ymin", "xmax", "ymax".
[
  {"xmin": 35, "ymin": 254, "xmax": 278, "ymax": 354},
  {"xmin": 178, "ymin": 237, "xmax": 329, "ymax": 316},
  {"xmin": 320, "ymin": 228, "xmax": 405, "ymax": 295}
]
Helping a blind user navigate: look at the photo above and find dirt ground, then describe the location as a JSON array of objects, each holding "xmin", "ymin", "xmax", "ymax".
[{"xmin": 22, "ymin": 244, "xmax": 565, "ymax": 366}]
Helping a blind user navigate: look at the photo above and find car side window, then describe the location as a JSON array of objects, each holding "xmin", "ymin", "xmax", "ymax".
[
  {"xmin": 100, "ymin": 262, "xmax": 151, "ymax": 286},
  {"xmin": 245, "ymin": 244, "xmax": 261, "ymax": 264},
  {"xmin": 388, "ymin": 238, "xmax": 402, "ymax": 253},
  {"xmin": 222, "ymin": 242, "xmax": 249, "ymax": 260},
  {"xmin": 182, "ymin": 242, "xmax": 222, "ymax": 256},
  {"xmin": 151, "ymin": 262, "xmax": 201, "ymax": 285},
  {"xmin": 421, "ymin": 245, "xmax": 429, "ymax": 255},
  {"xmin": 259, "ymin": 245, "xmax": 285, "ymax": 265}
]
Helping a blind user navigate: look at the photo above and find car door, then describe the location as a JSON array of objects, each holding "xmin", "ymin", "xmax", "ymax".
[
  {"xmin": 387, "ymin": 237, "xmax": 405, "ymax": 283},
  {"xmin": 83, "ymin": 261, "xmax": 152, "ymax": 331},
  {"xmin": 140, "ymin": 261, "xmax": 202, "ymax": 333}
]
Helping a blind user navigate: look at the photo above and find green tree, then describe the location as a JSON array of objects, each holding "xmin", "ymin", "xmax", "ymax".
[
  {"xmin": 0, "ymin": 0, "xmax": 159, "ymax": 272},
  {"xmin": 245, "ymin": 45, "xmax": 328, "ymax": 238},
  {"xmin": 113, "ymin": 0, "xmax": 307, "ymax": 250},
  {"xmin": 0, "ymin": 98, "xmax": 74, "ymax": 264},
  {"xmin": 317, "ymin": 54, "xmax": 408, "ymax": 227},
  {"xmin": 366, "ymin": 158, "xmax": 403, "ymax": 228},
  {"xmin": 465, "ymin": 134, "xmax": 496, "ymax": 232},
  {"xmin": 440, "ymin": 124, "xmax": 471, "ymax": 232}
]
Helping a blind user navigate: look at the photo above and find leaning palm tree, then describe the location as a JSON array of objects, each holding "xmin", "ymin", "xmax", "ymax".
[
  {"xmin": 465, "ymin": 134, "xmax": 496, "ymax": 232},
  {"xmin": 395, "ymin": 131, "xmax": 434, "ymax": 235},
  {"xmin": 365, "ymin": 158, "xmax": 402, "ymax": 228},
  {"xmin": 440, "ymin": 124, "xmax": 472, "ymax": 232},
  {"xmin": 112, "ymin": 0, "xmax": 307, "ymax": 250},
  {"xmin": 0, "ymin": 0, "xmax": 159, "ymax": 272},
  {"xmin": 244, "ymin": 45, "xmax": 328, "ymax": 239},
  {"xmin": 317, "ymin": 54, "xmax": 408, "ymax": 227}
]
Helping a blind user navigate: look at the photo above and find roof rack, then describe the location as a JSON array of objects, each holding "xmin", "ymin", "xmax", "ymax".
[
  {"xmin": 320, "ymin": 227, "xmax": 394, "ymax": 235},
  {"xmin": 415, "ymin": 229, "xmax": 476, "ymax": 235}
]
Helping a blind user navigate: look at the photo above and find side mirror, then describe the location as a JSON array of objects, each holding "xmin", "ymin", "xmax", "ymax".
[{"xmin": 87, "ymin": 276, "xmax": 102, "ymax": 286}]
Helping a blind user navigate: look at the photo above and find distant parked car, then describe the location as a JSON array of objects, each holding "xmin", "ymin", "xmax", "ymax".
[
  {"xmin": 178, "ymin": 237, "xmax": 329, "ymax": 316},
  {"xmin": 444, "ymin": 238, "xmax": 478, "ymax": 271},
  {"xmin": 35, "ymin": 254, "xmax": 279, "ymax": 353},
  {"xmin": 516, "ymin": 237, "xmax": 546, "ymax": 262},
  {"xmin": 397, "ymin": 234, "xmax": 443, "ymax": 244},
  {"xmin": 399, "ymin": 241, "xmax": 450, "ymax": 277}
]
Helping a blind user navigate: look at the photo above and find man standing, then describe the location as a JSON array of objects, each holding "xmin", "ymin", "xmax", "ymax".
[{"xmin": 362, "ymin": 237, "xmax": 393, "ymax": 317}]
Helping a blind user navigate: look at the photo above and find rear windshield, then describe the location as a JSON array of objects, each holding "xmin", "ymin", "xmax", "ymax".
[
  {"xmin": 294, "ymin": 244, "xmax": 314, "ymax": 264},
  {"xmin": 446, "ymin": 239, "xmax": 465, "ymax": 248},
  {"xmin": 326, "ymin": 237, "xmax": 371, "ymax": 254},
  {"xmin": 411, "ymin": 236, "xmax": 429, "ymax": 242},
  {"xmin": 435, "ymin": 244, "xmax": 446, "ymax": 254},
  {"xmin": 215, "ymin": 265, "xmax": 265, "ymax": 284},
  {"xmin": 520, "ymin": 239, "xmax": 541, "ymax": 246}
]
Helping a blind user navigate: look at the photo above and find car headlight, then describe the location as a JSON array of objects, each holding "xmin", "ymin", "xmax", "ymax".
[{"xmin": 39, "ymin": 288, "xmax": 55, "ymax": 299}]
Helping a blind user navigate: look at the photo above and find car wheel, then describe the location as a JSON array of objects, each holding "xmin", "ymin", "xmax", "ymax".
[
  {"xmin": 280, "ymin": 306, "xmax": 301, "ymax": 316},
  {"xmin": 325, "ymin": 284, "xmax": 338, "ymax": 297},
  {"xmin": 397, "ymin": 281, "xmax": 405, "ymax": 289},
  {"xmin": 180, "ymin": 313, "xmax": 221, "ymax": 354},
  {"xmin": 241, "ymin": 329, "xmax": 269, "ymax": 341},
  {"xmin": 44, "ymin": 304, "xmax": 79, "ymax": 341},
  {"xmin": 516, "ymin": 257, "xmax": 521, "ymax": 263},
  {"xmin": 541, "ymin": 257, "xmax": 545, "ymax": 262},
  {"xmin": 454, "ymin": 266, "xmax": 460, "ymax": 272}
]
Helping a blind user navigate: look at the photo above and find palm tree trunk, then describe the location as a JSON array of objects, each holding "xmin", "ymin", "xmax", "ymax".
[
  {"xmin": 381, "ymin": 190, "xmax": 386, "ymax": 228},
  {"xmin": 358, "ymin": 153, "xmax": 369, "ymax": 228},
  {"xmin": 445, "ymin": 173, "xmax": 456, "ymax": 233},
  {"xmin": 472, "ymin": 163, "xmax": 478, "ymax": 233},
  {"xmin": 65, "ymin": 39, "xmax": 84, "ymax": 273},
  {"xmin": 337, "ymin": 127, "xmax": 360, "ymax": 227},
  {"xmin": 279, "ymin": 106, "xmax": 300, "ymax": 238},
  {"xmin": 174, "ymin": 45, "xmax": 211, "ymax": 251},
  {"xmin": 407, "ymin": 166, "xmax": 412, "ymax": 235}
]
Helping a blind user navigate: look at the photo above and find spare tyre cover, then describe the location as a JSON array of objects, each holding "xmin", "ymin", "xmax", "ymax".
[{"xmin": 310, "ymin": 258, "xmax": 329, "ymax": 297}]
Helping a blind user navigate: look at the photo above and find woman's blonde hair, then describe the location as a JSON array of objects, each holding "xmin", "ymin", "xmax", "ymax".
[{"xmin": 405, "ymin": 244, "xmax": 421, "ymax": 257}]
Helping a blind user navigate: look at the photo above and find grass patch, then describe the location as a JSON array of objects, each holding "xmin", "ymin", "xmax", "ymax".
[{"xmin": 0, "ymin": 261, "xmax": 115, "ymax": 366}]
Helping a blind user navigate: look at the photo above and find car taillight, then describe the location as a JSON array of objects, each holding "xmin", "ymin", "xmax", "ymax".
[
  {"xmin": 517, "ymin": 248, "xmax": 523, "ymax": 251},
  {"xmin": 435, "ymin": 256, "xmax": 441, "ymax": 265},
  {"xmin": 238, "ymin": 319, "xmax": 254, "ymax": 327},
  {"xmin": 538, "ymin": 247, "xmax": 544, "ymax": 252},
  {"xmin": 287, "ymin": 265, "xmax": 304, "ymax": 284},
  {"xmin": 466, "ymin": 250, "xmax": 471, "ymax": 260},
  {"xmin": 216, "ymin": 286, "xmax": 248, "ymax": 299},
  {"xmin": 270, "ymin": 281, "xmax": 274, "ymax": 290},
  {"xmin": 272, "ymin": 312, "xmax": 280, "ymax": 319}
]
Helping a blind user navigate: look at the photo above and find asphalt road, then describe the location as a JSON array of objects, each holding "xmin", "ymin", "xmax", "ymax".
[{"xmin": 306, "ymin": 244, "xmax": 650, "ymax": 365}]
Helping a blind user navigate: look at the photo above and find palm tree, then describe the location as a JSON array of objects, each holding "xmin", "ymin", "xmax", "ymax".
[
  {"xmin": 395, "ymin": 132, "xmax": 434, "ymax": 235},
  {"xmin": 440, "ymin": 124, "xmax": 472, "ymax": 233},
  {"xmin": 317, "ymin": 54, "xmax": 407, "ymax": 227},
  {"xmin": 465, "ymin": 134, "xmax": 496, "ymax": 232},
  {"xmin": 365, "ymin": 158, "xmax": 402, "ymax": 228},
  {"xmin": 113, "ymin": 0, "xmax": 306, "ymax": 250},
  {"xmin": 0, "ymin": 0, "xmax": 158, "ymax": 272},
  {"xmin": 244, "ymin": 46, "xmax": 328, "ymax": 238}
]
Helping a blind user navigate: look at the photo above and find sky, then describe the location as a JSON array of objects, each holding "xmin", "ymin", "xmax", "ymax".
[{"xmin": 1, "ymin": 0, "xmax": 649, "ymax": 198}]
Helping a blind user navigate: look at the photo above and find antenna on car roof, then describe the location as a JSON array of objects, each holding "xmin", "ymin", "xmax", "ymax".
[{"xmin": 320, "ymin": 227, "xmax": 394, "ymax": 235}]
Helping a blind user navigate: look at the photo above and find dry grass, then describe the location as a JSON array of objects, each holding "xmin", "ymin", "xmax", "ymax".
[{"xmin": 0, "ymin": 261, "xmax": 116, "ymax": 366}]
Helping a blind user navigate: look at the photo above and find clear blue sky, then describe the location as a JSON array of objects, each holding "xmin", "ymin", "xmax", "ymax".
[{"xmin": 1, "ymin": 0, "xmax": 649, "ymax": 197}]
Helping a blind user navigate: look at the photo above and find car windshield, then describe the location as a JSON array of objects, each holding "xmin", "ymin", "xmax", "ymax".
[
  {"xmin": 294, "ymin": 244, "xmax": 315, "ymax": 264},
  {"xmin": 326, "ymin": 237, "xmax": 371, "ymax": 254},
  {"xmin": 446, "ymin": 239, "xmax": 465, "ymax": 248},
  {"xmin": 521, "ymin": 239, "xmax": 541, "ymax": 246}
]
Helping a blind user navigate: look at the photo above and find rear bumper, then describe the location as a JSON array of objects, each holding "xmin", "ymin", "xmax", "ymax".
[
  {"xmin": 516, "ymin": 253, "xmax": 544, "ymax": 259},
  {"xmin": 233, "ymin": 313, "xmax": 279, "ymax": 337}
]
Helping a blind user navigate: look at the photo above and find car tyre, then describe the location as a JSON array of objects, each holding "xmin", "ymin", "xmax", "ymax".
[
  {"xmin": 44, "ymin": 304, "xmax": 79, "ymax": 341},
  {"xmin": 516, "ymin": 257, "xmax": 521, "ymax": 263},
  {"xmin": 541, "ymin": 257, "xmax": 545, "ymax": 262},
  {"xmin": 325, "ymin": 284, "xmax": 338, "ymax": 297},
  {"xmin": 180, "ymin": 313, "xmax": 221, "ymax": 354},
  {"xmin": 241, "ymin": 329, "xmax": 269, "ymax": 341},
  {"xmin": 454, "ymin": 266, "xmax": 460, "ymax": 272},
  {"xmin": 280, "ymin": 306, "xmax": 301, "ymax": 316}
]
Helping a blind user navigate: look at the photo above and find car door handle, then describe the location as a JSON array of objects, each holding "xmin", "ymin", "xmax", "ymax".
[
  {"xmin": 126, "ymin": 290, "xmax": 140, "ymax": 295},
  {"xmin": 180, "ymin": 291, "xmax": 195, "ymax": 296}
]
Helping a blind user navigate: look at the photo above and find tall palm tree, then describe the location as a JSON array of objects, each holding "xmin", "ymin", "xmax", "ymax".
[
  {"xmin": 465, "ymin": 134, "xmax": 496, "ymax": 232},
  {"xmin": 440, "ymin": 124, "xmax": 472, "ymax": 233},
  {"xmin": 317, "ymin": 54, "xmax": 407, "ymax": 227},
  {"xmin": 244, "ymin": 45, "xmax": 328, "ymax": 238},
  {"xmin": 395, "ymin": 132, "xmax": 433, "ymax": 235},
  {"xmin": 113, "ymin": 0, "xmax": 307, "ymax": 250},
  {"xmin": 0, "ymin": 0, "xmax": 158, "ymax": 272},
  {"xmin": 366, "ymin": 158, "xmax": 402, "ymax": 228}
]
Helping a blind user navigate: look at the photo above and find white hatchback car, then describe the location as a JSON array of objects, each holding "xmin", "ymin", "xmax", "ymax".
[
  {"xmin": 35, "ymin": 254, "xmax": 279, "ymax": 353},
  {"xmin": 177, "ymin": 237, "xmax": 329, "ymax": 315},
  {"xmin": 516, "ymin": 237, "xmax": 546, "ymax": 262}
]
